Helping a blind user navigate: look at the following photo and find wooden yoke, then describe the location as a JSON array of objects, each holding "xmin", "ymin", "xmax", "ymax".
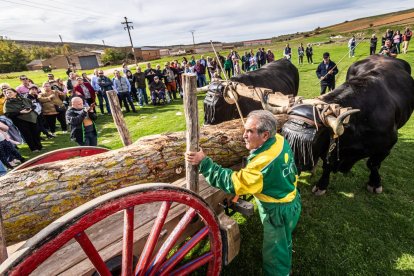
[
  {"xmin": 182, "ymin": 74, "xmax": 199, "ymax": 194},
  {"xmin": 221, "ymin": 81, "xmax": 301, "ymax": 109}
]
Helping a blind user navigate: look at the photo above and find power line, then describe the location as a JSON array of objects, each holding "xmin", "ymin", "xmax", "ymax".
[
  {"xmin": 33, "ymin": 0, "xmax": 121, "ymax": 20},
  {"xmin": 0, "ymin": 0, "xmax": 95, "ymax": 19},
  {"xmin": 0, "ymin": 0, "xmax": 106, "ymax": 20}
]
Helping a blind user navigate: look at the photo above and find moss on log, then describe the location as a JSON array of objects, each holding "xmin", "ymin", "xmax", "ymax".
[{"xmin": 0, "ymin": 120, "xmax": 247, "ymax": 243}]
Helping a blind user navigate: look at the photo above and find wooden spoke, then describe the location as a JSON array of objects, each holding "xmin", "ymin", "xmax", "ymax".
[
  {"xmin": 158, "ymin": 226, "xmax": 209, "ymax": 275},
  {"xmin": 74, "ymin": 231, "xmax": 111, "ymax": 276},
  {"xmin": 170, "ymin": 252, "xmax": 213, "ymax": 276},
  {"xmin": 147, "ymin": 208, "xmax": 197, "ymax": 276},
  {"xmin": 135, "ymin": 201, "xmax": 172, "ymax": 276},
  {"xmin": 122, "ymin": 207, "xmax": 134, "ymax": 276}
]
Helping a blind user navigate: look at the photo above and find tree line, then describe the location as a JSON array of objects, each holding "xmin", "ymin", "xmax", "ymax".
[
  {"xmin": 0, "ymin": 40, "xmax": 72, "ymax": 73},
  {"xmin": 0, "ymin": 40, "xmax": 130, "ymax": 73}
]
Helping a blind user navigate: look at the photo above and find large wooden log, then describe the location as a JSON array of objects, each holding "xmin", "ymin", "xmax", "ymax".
[{"xmin": 0, "ymin": 120, "xmax": 247, "ymax": 243}]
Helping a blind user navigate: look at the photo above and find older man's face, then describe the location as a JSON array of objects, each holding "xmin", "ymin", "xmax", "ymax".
[
  {"xmin": 71, "ymin": 97, "xmax": 84, "ymax": 109},
  {"xmin": 243, "ymin": 117, "xmax": 269, "ymax": 150}
]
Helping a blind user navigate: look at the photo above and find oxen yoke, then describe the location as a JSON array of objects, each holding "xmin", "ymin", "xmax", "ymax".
[
  {"xmin": 219, "ymin": 81, "xmax": 359, "ymax": 135},
  {"xmin": 287, "ymin": 101, "xmax": 358, "ymax": 136},
  {"xmin": 281, "ymin": 102, "xmax": 359, "ymax": 169}
]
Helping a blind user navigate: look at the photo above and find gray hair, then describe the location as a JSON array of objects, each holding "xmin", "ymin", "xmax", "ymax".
[{"xmin": 247, "ymin": 110, "xmax": 278, "ymax": 137}]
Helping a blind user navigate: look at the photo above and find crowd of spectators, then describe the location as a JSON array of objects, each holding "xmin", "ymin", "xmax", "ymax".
[{"xmin": 0, "ymin": 28, "xmax": 411, "ymax": 175}]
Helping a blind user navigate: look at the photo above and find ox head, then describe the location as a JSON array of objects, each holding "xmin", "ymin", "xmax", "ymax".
[{"xmin": 263, "ymin": 102, "xmax": 359, "ymax": 172}]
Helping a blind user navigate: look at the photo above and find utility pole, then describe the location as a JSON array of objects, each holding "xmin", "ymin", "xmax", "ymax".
[
  {"xmin": 121, "ymin": 16, "xmax": 137, "ymax": 65},
  {"xmin": 59, "ymin": 34, "xmax": 71, "ymax": 67},
  {"xmin": 190, "ymin": 30, "xmax": 196, "ymax": 50}
]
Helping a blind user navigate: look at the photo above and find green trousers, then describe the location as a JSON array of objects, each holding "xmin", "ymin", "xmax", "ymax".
[{"xmin": 257, "ymin": 193, "xmax": 301, "ymax": 276}]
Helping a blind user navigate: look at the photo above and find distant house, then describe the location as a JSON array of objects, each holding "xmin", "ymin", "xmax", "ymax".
[
  {"xmin": 41, "ymin": 51, "xmax": 103, "ymax": 70},
  {"xmin": 243, "ymin": 39, "xmax": 272, "ymax": 47},
  {"xmin": 193, "ymin": 43, "xmax": 222, "ymax": 54},
  {"xmin": 117, "ymin": 47, "xmax": 160, "ymax": 61},
  {"xmin": 26, "ymin": 59, "xmax": 44, "ymax": 71},
  {"xmin": 160, "ymin": 49, "xmax": 171, "ymax": 57},
  {"xmin": 141, "ymin": 47, "xmax": 161, "ymax": 61}
]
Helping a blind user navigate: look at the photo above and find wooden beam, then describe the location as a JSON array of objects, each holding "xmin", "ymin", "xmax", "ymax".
[
  {"xmin": 182, "ymin": 73, "xmax": 199, "ymax": 193},
  {"xmin": 106, "ymin": 90, "xmax": 133, "ymax": 146}
]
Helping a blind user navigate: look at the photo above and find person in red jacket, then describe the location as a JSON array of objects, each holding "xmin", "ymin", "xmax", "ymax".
[
  {"xmin": 73, "ymin": 77, "xmax": 96, "ymax": 106},
  {"xmin": 402, "ymin": 27, "xmax": 413, "ymax": 54}
]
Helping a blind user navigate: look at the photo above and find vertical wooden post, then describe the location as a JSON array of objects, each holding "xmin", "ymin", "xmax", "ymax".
[
  {"xmin": 182, "ymin": 74, "xmax": 199, "ymax": 194},
  {"xmin": 0, "ymin": 207, "xmax": 8, "ymax": 263},
  {"xmin": 107, "ymin": 90, "xmax": 133, "ymax": 146}
]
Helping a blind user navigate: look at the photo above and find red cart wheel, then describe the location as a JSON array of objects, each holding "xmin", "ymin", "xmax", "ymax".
[
  {"xmin": 12, "ymin": 146, "xmax": 110, "ymax": 171},
  {"xmin": 0, "ymin": 183, "xmax": 222, "ymax": 276}
]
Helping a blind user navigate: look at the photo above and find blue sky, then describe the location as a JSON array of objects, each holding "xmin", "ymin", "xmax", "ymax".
[{"xmin": 0, "ymin": 0, "xmax": 413, "ymax": 47}]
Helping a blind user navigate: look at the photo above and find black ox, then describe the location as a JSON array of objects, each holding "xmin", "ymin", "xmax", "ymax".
[
  {"xmin": 203, "ymin": 58, "xmax": 299, "ymax": 124},
  {"xmin": 280, "ymin": 55, "xmax": 414, "ymax": 194}
]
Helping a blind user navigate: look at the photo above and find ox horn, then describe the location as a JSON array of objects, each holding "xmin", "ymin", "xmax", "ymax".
[
  {"xmin": 254, "ymin": 88, "xmax": 288, "ymax": 114},
  {"xmin": 325, "ymin": 109, "xmax": 360, "ymax": 137}
]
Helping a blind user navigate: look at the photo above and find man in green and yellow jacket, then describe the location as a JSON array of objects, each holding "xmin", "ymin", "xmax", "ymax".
[{"xmin": 186, "ymin": 110, "xmax": 301, "ymax": 276}]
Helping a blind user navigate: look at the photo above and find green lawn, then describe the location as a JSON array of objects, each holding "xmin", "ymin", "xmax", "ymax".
[{"xmin": 6, "ymin": 35, "xmax": 414, "ymax": 275}]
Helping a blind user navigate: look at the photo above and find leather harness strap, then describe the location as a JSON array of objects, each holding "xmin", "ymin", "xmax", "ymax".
[{"xmin": 287, "ymin": 114, "xmax": 323, "ymax": 127}]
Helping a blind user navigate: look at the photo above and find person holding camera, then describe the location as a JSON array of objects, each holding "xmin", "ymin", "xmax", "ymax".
[
  {"xmin": 379, "ymin": 39, "xmax": 398, "ymax": 58},
  {"xmin": 3, "ymin": 88, "xmax": 42, "ymax": 152},
  {"xmin": 66, "ymin": 97, "xmax": 98, "ymax": 146}
]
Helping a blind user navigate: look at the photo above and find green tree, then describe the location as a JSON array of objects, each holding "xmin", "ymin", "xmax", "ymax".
[
  {"xmin": 101, "ymin": 48, "xmax": 125, "ymax": 64},
  {"xmin": 0, "ymin": 41, "xmax": 30, "ymax": 73},
  {"xmin": 28, "ymin": 45, "xmax": 53, "ymax": 60}
]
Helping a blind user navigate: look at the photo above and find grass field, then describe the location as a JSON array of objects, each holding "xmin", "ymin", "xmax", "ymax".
[{"xmin": 3, "ymin": 31, "xmax": 414, "ymax": 275}]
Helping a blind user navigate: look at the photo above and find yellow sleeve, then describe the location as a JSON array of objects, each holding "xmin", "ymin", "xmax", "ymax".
[{"xmin": 231, "ymin": 155, "xmax": 269, "ymax": 195}]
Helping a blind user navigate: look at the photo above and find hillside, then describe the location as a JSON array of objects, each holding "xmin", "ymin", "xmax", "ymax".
[
  {"xmin": 11, "ymin": 40, "xmax": 109, "ymax": 51},
  {"xmin": 321, "ymin": 8, "xmax": 414, "ymax": 33}
]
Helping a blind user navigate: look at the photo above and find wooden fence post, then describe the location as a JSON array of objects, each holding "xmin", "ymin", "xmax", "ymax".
[
  {"xmin": 106, "ymin": 90, "xmax": 133, "ymax": 146},
  {"xmin": 0, "ymin": 207, "xmax": 8, "ymax": 263},
  {"xmin": 182, "ymin": 74, "xmax": 199, "ymax": 194}
]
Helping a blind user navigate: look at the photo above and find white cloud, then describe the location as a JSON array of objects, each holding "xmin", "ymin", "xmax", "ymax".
[{"xmin": 0, "ymin": 0, "xmax": 412, "ymax": 46}]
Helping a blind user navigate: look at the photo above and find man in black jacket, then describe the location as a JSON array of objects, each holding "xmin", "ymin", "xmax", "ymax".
[
  {"xmin": 316, "ymin": 52, "xmax": 338, "ymax": 95},
  {"xmin": 66, "ymin": 97, "xmax": 97, "ymax": 146},
  {"xmin": 149, "ymin": 76, "xmax": 166, "ymax": 105}
]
